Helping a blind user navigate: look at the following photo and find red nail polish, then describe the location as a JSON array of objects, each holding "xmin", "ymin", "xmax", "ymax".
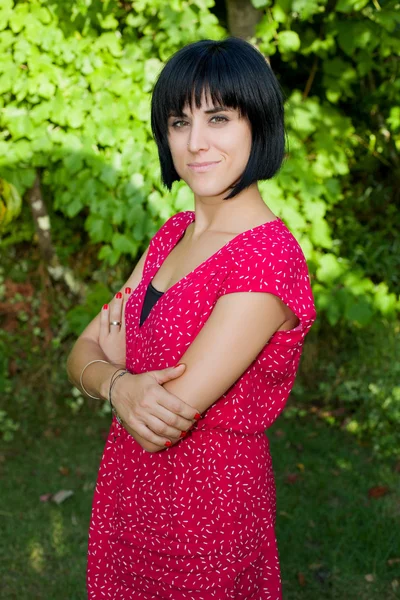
[
  {"xmin": 180, "ymin": 431, "xmax": 187, "ymax": 438},
  {"xmin": 165, "ymin": 440, "xmax": 172, "ymax": 447},
  {"xmin": 116, "ymin": 292, "xmax": 122, "ymax": 299},
  {"xmin": 125, "ymin": 287, "xmax": 132, "ymax": 294},
  {"xmin": 194, "ymin": 413, "xmax": 201, "ymax": 420},
  {"xmin": 174, "ymin": 363, "xmax": 184, "ymax": 368},
  {"xmin": 103, "ymin": 304, "xmax": 109, "ymax": 310}
]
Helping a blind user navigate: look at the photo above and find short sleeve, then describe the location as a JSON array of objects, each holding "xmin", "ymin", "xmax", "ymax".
[{"xmin": 217, "ymin": 229, "xmax": 317, "ymax": 334}]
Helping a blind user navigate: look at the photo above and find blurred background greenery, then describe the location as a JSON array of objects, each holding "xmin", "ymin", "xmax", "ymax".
[{"xmin": 0, "ymin": 0, "xmax": 399, "ymax": 598}]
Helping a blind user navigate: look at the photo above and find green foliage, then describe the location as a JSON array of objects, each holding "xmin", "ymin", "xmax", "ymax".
[
  {"xmin": 296, "ymin": 319, "xmax": 400, "ymax": 459},
  {"xmin": 66, "ymin": 282, "xmax": 111, "ymax": 335},
  {"xmin": 0, "ymin": 0, "xmax": 398, "ymax": 329},
  {"xmin": 0, "ymin": 336, "xmax": 19, "ymax": 441},
  {"xmin": 0, "ymin": 0, "xmax": 223, "ymax": 264},
  {"xmin": 253, "ymin": 0, "xmax": 400, "ymax": 325},
  {"xmin": 0, "ymin": 177, "xmax": 21, "ymax": 229}
]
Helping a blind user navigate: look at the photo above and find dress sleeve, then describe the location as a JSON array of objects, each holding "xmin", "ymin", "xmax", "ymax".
[{"xmin": 216, "ymin": 231, "xmax": 316, "ymax": 334}]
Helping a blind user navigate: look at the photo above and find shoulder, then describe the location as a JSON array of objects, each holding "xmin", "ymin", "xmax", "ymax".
[
  {"xmin": 162, "ymin": 210, "xmax": 194, "ymax": 229},
  {"xmin": 225, "ymin": 219, "xmax": 308, "ymax": 275},
  {"xmin": 150, "ymin": 211, "xmax": 193, "ymax": 244},
  {"xmin": 218, "ymin": 219, "xmax": 316, "ymax": 325},
  {"xmin": 162, "ymin": 210, "xmax": 194, "ymax": 228}
]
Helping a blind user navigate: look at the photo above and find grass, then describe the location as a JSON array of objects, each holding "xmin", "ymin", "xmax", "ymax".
[
  {"xmin": 0, "ymin": 408, "xmax": 399, "ymax": 599},
  {"xmin": 270, "ymin": 414, "xmax": 400, "ymax": 599}
]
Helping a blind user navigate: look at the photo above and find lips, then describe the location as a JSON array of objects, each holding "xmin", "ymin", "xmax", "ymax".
[{"xmin": 187, "ymin": 161, "xmax": 221, "ymax": 173}]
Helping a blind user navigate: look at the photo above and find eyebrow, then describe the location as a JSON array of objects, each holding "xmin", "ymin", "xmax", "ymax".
[{"xmin": 168, "ymin": 106, "xmax": 234, "ymax": 118}]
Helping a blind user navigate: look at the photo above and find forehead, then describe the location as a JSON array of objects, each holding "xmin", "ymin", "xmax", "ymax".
[{"xmin": 168, "ymin": 104, "xmax": 236, "ymax": 118}]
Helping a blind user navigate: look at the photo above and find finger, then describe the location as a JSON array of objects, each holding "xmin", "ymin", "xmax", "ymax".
[
  {"xmin": 156, "ymin": 389, "xmax": 201, "ymax": 422},
  {"xmin": 150, "ymin": 364, "xmax": 186, "ymax": 385},
  {"xmin": 99, "ymin": 303, "xmax": 110, "ymax": 344},
  {"xmin": 109, "ymin": 291, "xmax": 123, "ymax": 335},
  {"xmin": 155, "ymin": 403, "xmax": 197, "ymax": 431},
  {"xmin": 132, "ymin": 420, "xmax": 182, "ymax": 448},
  {"xmin": 145, "ymin": 414, "xmax": 184, "ymax": 440},
  {"xmin": 121, "ymin": 286, "xmax": 132, "ymax": 334}
]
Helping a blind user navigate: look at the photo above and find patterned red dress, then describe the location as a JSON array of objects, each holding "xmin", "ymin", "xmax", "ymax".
[{"xmin": 87, "ymin": 210, "xmax": 317, "ymax": 599}]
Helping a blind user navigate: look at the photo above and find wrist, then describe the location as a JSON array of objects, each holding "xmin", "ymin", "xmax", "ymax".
[
  {"xmin": 109, "ymin": 369, "xmax": 131, "ymax": 424},
  {"xmin": 99, "ymin": 363, "xmax": 125, "ymax": 400}
]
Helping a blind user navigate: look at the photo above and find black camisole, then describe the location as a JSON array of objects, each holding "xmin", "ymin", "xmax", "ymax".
[{"xmin": 139, "ymin": 281, "xmax": 164, "ymax": 326}]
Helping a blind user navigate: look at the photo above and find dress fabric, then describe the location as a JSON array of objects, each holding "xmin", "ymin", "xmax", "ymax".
[{"xmin": 87, "ymin": 210, "xmax": 317, "ymax": 599}]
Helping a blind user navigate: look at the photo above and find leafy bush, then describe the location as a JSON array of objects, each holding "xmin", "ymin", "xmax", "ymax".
[
  {"xmin": 0, "ymin": 0, "xmax": 399, "ymax": 326},
  {"xmin": 294, "ymin": 319, "xmax": 400, "ymax": 458}
]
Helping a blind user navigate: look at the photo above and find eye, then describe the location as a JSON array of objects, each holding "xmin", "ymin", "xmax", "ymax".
[
  {"xmin": 210, "ymin": 115, "xmax": 228, "ymax": 124},
  {"xmin": 171, "ymin": 120, "xmax": 188, "ymax": 128}
]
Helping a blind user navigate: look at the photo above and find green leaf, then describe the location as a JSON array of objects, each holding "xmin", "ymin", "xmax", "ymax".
[
  {"xmin": 292, "ymin": 0, "xmax": 323, "ymax": 20},
  {"xmin": 316, "ymin": 254, "xmax": 346, "ymax": 283},
  {"xmin": 344, "ymin": 297, "xmax": 374, "ymax": 326},
  {"xmin": 85, "ymin": 214, "xmax": 113, "ymax": 243},
  {"xmin": 272, "ymin": 1, "xmax": 290, "ymax": 23},
  {"xmin": 0, "ymin": 178, "xmax": 22, "ymax": 229},
  {"xmin": 373, "ymin": 283, "xmax": 398, "ymax": 316},
  {"xmin": 63, "ymin": 154, "xmax": 83, "ymax": 175},
  {"xmin": 99, "ymin": 165, "xmax": 118, "ymax": 188},
  {"xmin": 336, "ymin": 0, "xmax": 369, "ymax": 13},
  {"xmin": 251, "ymin": 0, "xmax": 271, "ymax": 7},
  {"xmin": 112, "ymin": 232, "xmax": 138, "ymax": 255},
  {"xmin": 278, "ymin": 31, "xmax": 301, "ymax": 53}
]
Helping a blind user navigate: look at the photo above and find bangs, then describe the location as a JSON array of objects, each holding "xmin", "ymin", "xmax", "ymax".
[{"xmin": 158, "ymin": 50, "xmax": 246, "ymax": 122}]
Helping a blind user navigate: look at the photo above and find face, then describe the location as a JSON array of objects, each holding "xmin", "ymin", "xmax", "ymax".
[{"xmin": 167, "ymin": 92, "xmax": 252, "ymax": 200}]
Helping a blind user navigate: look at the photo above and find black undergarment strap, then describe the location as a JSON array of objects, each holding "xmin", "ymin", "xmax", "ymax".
[{"xmin": 139, "ymin": 281, "xmax": 164, "ymax": 326}]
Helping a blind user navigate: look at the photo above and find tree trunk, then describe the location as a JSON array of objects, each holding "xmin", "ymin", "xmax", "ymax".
[
  {"xmin": 27, "ymin": 172, "xmax": 86, "ymax": 297},
  {"xmin": 225, "ymin": 0, "xmax": 263, "ymax": 39}
]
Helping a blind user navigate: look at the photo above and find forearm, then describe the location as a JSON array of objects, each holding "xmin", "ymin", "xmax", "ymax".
[{"xmin": 66, "ymin": 337, "xmax": 124, "ymax": 401}]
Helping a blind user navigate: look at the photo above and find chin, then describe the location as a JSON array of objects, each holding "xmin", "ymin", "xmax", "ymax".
[
  {"xmin": 185, "ymin": 178, "xmax": 235, "ymax": 198},
  {"xmin": 191, "ymin": 186, "xmax": 231, "ymax": 199}
]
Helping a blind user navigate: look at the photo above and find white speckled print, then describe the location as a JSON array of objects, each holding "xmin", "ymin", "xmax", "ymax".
[{"xmin": 86, "ymin": 211, "xmax": 317, "ymax": 599}]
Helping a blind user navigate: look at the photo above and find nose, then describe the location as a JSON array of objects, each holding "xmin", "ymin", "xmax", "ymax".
[{"xmin": 187, "ymin": 122, "xmax": 209, "ymax": 153}]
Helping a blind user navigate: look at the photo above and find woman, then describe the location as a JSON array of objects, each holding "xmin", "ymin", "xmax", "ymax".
[{"xmin": 67, "ymin": 37, "xmax": 316, "ymax": 599}]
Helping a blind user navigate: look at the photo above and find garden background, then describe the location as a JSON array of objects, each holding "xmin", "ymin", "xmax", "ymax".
[{"xmin": 0, "ymin": 0, "xmax": 399, "ymax": 598}]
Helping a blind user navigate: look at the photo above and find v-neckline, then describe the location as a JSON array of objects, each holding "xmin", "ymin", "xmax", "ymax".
[{"xmin": 137, "ymin": 211, "xmax": 282, "ymax": 331}]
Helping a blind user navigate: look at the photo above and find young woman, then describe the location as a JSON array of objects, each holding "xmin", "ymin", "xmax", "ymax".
[{"xmin": 67, "ymin": 37, "xmax": 316, "ymax": 599}]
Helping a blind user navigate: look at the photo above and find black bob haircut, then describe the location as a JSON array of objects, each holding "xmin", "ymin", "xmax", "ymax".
[{"xmin": 150, "ymin": 37, "xmax": 287, "ymax": 200}]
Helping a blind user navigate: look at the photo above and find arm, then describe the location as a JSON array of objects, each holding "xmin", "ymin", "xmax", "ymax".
[
  {"xmin": 159, "ymin": 291, "xmax": 290, "ymax": 444},
  {"xmin": 66, "ymin": 245, "xmax": 197, "ymax": 453},
  {"xmin": 66, "ymin": 245, "xmax": 150, "ymax": 401}
]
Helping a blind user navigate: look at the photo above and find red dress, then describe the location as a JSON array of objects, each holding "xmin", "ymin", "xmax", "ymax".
[{"xmin": 87, "ymin": 211, "xmax": 317, "ymax": 599}]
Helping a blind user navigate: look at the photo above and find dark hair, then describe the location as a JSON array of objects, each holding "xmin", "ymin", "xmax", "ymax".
[{"xmin": 150, "ymin": 37, "xmax": 287, "ymax": 200}]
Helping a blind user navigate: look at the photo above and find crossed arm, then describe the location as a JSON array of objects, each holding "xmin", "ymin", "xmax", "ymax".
[
  {"xmin": 68, "ymin": 243, "xmax": 292, "ymax": 453},
  {"xmin": 149, "ymin": 289, "xmax": 288, "ymax": 451}
]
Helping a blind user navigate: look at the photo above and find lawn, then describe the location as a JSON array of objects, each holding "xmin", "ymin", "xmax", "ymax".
[{"xmin": 0, "ymin": 409, "xmax": 398, "ymax": 599}]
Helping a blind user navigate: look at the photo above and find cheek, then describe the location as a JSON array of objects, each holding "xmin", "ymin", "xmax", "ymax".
[{"xmin": 168, "ymin": 138, "xmax": 187, "ymax": 163}]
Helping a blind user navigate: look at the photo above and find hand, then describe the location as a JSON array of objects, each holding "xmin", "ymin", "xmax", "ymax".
[
  {"xmin": 99, "ymin": 287, "xmax": 132, "ymax": 367},
  {"xmin": 111, "ymin": 364, "xmax": 200, "ymax": 450}
]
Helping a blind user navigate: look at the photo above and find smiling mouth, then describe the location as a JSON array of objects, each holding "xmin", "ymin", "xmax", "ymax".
[{"xmin": 187, "ymin": 162, "xmax": 221, "ymax": 173}]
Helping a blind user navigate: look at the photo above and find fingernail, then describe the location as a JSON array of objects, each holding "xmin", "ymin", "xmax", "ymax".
[
  {"xmin": 180, "ymin": 431, "xmax": 187, "ymax": 438},
  {"xmin": 165, "ymin": 440, "xmax": 172, "ymax": 447},
  {"xmin": 194, "ymin": 413, "xmax": 201, "ymax": 420},
  {"xmin": 103, "ymin": 304, "xmax": 109, "ymax": 310},
  {"xmin": 125, "ymin": 287, "xmax": 132, "ymax": 294},
  {"xmin": 174, "ymin": 363, "xmax": 184, "ymax": 368},
  {"xmin": 116, "ymin": 292, "xmax": 123, "ymax": 299}
]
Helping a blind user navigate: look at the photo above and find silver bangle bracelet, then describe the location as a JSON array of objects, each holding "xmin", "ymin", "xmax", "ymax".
[
  {"xmin": 109, "ymin": 369, "xmax": 129, "ymax": 424},
  {"xmin": 79, "ymin": 359, "xmax": 110, "ymax": 400}
]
